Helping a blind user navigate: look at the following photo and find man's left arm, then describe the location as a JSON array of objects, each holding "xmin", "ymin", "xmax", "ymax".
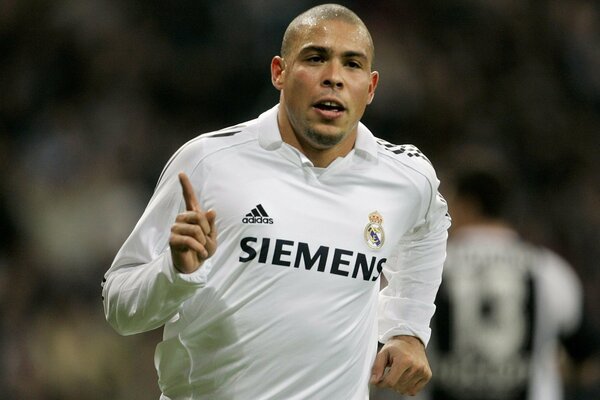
[
  {"xmin": 372, "ymin": 175, "xmax": 450, "ymax": 395},
  {"xmin": 371, "ymin": 335, "xmax": 431, "ymax": 395}
]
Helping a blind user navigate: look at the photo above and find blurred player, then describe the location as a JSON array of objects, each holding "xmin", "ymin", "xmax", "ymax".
[
  {"xmin": 416, "ymin": 164, "xmax": 595, "ymax": 400},
  {"xmin": 102, "ymin": 4, "xmax": 450, "ymax": 399}
]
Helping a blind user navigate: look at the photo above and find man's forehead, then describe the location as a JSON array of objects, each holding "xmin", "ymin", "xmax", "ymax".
[{"xmin": 292, "ymin": 19, "xmax": 372, "ymax": 57}]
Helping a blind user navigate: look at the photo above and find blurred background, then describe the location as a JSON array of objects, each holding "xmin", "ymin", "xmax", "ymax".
[{"xmin": 0, "ymin": 0, "xmax": 598, "ymax": 399}]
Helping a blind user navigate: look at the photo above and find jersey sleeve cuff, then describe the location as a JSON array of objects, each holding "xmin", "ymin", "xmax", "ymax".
[
  {"xmin": 379, "ymin": 324, "xmax": 431, "ymax": 347},
  {"xmin": 163, "ymin": 249, "xmax": 211, "ymax": 287}
]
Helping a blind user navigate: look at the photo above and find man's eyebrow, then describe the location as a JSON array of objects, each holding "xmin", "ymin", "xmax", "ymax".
[
  {"xmin": 342, "ymin": 50, "xmax": 368, "ymax": 60},
  {"xmin": 298, "ymin": 45, "xmax": 368, "ymax": 60},
  {"xmin": 298, "ymin": 45, "xmax": 329, "ymax": 55}
]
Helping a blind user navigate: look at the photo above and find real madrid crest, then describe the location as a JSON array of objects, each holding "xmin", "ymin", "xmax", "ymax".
[{"xmin": 364, "ymin": 211, "xmax": 385, "ymax": 250}]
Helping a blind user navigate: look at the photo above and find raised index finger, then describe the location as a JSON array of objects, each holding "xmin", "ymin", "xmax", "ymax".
[{"xmin": 178, "ymin": 172, "xmax": 201, "ymax": 212}]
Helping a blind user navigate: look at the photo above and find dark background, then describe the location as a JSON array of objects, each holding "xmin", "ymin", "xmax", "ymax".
[{"xmin": 1, "ymin": 1, "xmax": 598, "ymax": 398}]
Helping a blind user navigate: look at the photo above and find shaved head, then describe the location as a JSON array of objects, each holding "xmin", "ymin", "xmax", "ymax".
[
  {"xmin": 271, "ymin": 3, "xmax": 380, "ymax": 166},
  {"xmin": 281, "ymin": 4, "xmax": 374, "ymax": 64}
]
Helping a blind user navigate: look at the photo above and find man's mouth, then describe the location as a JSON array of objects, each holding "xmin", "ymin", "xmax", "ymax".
[{"xmin": 313, "ymin": 100, "xmax": 346, "ymax": 113}]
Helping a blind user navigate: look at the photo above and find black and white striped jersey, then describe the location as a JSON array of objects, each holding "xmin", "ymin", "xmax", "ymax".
[{"xmin": 427, "ymin": 227, "xmax": 582, "ymax": 400}]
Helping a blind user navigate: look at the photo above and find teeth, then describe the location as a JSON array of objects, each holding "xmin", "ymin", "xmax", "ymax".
[{"xmin": 317, "ymin": 101, "xmax": 344, "ymax": 111}]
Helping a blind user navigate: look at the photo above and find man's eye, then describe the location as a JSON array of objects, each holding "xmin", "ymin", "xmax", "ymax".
[
  {"xmin": 347, "ymin": 61, "xmax": 362, "ymax": 69},
  {"xmin": 307, "ymin": 55, "xmax": 323, "ymax": 62}
]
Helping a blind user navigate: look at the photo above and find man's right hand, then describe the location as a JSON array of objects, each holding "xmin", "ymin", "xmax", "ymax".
[{"xmin": 169, "ymin": 172, "xmax": 217, "ymax": 274}]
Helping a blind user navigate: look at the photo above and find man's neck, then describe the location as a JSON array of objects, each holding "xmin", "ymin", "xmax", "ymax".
[
  {"xmin": 277, "ymin": 113, "xmax": 356, "ymax": 168},
  {"xmin": 291, "ymin": 136, "xmax": 354, "ymax": 168}
]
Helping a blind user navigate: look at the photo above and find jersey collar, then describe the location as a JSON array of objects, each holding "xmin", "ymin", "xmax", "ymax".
[{"xmin": 257, "ymin": 104, "xmax": 379, "ymax": 163}]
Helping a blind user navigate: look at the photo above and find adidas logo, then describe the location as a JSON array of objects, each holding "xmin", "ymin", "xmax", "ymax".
[{"xmin": 242, "ymin": 204, "xmax": 274, "ymax": 224}]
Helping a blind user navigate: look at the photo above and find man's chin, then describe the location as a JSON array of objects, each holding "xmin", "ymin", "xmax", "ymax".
[{"xmin": 304, "ymin": 127, "xmax": 346, "ymax": 148}]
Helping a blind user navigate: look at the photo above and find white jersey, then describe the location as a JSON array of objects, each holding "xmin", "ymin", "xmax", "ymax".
[
  {"xmin": 426, "ymin": 227, "xmax": 583, "ymax": 400},
  {"xmin": 102, "ymin": 105, "xmax": 450, "ymax": 400}
]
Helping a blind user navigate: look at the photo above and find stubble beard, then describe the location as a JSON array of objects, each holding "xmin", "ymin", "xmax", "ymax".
[{"xmin": 304, "ymin": 127, "xmax": 346, "ymax": 149}]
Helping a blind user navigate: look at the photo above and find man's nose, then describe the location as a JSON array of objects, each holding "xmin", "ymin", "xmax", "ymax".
[{"xmin": 322, "ymin": 61, "xmax": 344, "ymax": 89}]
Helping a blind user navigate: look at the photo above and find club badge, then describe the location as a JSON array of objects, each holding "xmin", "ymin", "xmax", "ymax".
[{"xmin": 364, "ymin": 211, "xmax": 385, "ymax": 250}]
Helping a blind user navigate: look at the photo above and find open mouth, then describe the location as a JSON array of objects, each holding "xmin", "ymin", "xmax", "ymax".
[{"xmin": 313, "ymin": 100, "xmax": 345, "ymax": 113}]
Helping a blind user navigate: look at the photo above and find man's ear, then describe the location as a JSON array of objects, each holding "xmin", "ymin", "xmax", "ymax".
[
  {"xmin": 367, "ymin": 70, "xmax": 380, "ymax": 105},
  {"xmin": 271, "ymin": 56, "xmax": 286, "ymax": 90}
]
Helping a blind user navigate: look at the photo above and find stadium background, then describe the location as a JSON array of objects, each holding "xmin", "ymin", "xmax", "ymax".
[{"xmin": 0, "ymin": 0, "xmax": 598, "ymax": 398}]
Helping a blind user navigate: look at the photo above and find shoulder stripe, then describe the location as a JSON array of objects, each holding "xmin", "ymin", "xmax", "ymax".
[
  {"xmin": 204, "ymin": 130, "xmax": 241, "ymax": 138},
  {"xmin": 155, "ymin": 129, "xmax": 243, "ymax": 188},
  {"xmin": 376, "ymin": 139, "xmax": 431, "ymax": 163}
]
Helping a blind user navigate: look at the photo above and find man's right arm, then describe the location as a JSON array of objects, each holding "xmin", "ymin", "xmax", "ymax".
[{"xmin": 102, "ymin": 170, "xmax": 211, "ymax": 336}]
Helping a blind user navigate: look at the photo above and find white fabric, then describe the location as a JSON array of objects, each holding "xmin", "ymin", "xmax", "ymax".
[{"xmin": 102, "ymin": 105, "xmax": 450, "ymax": 400}]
